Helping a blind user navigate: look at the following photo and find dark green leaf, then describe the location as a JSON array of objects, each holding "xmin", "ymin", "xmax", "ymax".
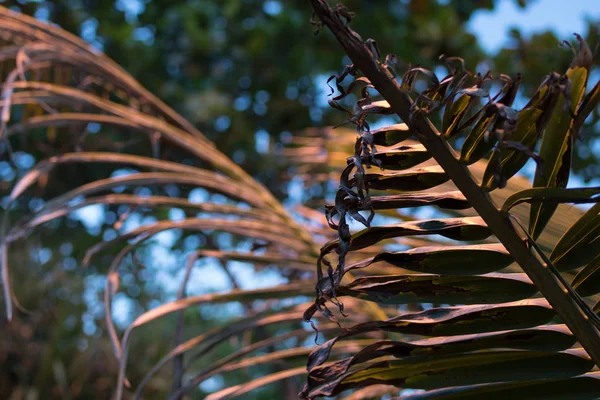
[
  {"xmin": 573, "ymin": 79, "xmax": 600, "ymax": 137},
  {"xmin": 345, "ymin": 244, "xmax": 512, "ymax": 276},
  {"xmin": 369, "ymin": 191, "xmax": 470, "ymax": 211},
  {"xmin": 303, "ymin": 349, "xmax": 593, "ymax": 398},
  {"xmin": 502, "ymin": 187, "xmax": 600, "ymax": 212},
  {"xmin": 550, "ymin": 203, "xmax": 600, "ymax": 270},
  {"xmin": 459, "ymin": 108, "xmax": 496, "ymax": 165},
  {"xmin": 307, "ymin": 325, "xmax": 575, "ymax": 388},
  {"xmin": 338, "ymin": 273, "xmax": 536, "ymax": 305},
  {"xmin": 361, "ymin": 144, "xmax": 431, "ymax": 170},
  {"xmin": 442, "ymin": 94, "xmax": 471, "ymax": 138},
  {"xmin": 571, "ymin": 255, "xmax": 600, "ymax": 297},
  {"xmin": 530, "ymin": 48, "xmax": 591, "ymax": 238},
  {"xmin": 481, "ymin": 84, "xmax": 551, "ymax": 190},
  {"xmin": 396, "ymin": 372, "xmax": 600, "ymax": 400},
  {"xmin": 353, "ymin": 166, "xmax": 449, "ymax": 192},
  {"xmin": 306, "ymin": 298, "xmax": 555, "ymax": 371},
  {"xmin": 320, "ymin": 217, "xmax": 491, "ymax": 256}
]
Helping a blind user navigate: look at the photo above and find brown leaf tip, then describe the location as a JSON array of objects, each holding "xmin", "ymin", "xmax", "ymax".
[{"xmin": 570, "ymin": 33, "xmax": 593, "ymax": 70}]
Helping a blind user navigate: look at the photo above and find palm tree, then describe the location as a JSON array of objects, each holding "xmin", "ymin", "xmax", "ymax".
[{"xmin": 2, "ymin": 2, "xmax": 600, "ymax": 399}]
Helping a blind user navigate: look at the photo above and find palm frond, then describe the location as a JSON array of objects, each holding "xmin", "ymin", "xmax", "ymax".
[
  {"xmin": 0, "ymin": 6, "xmax": 347, "ymax": 398},
  {"xmin": 303, "ymin": 1, "xmax": 600, "ymax": 398}
]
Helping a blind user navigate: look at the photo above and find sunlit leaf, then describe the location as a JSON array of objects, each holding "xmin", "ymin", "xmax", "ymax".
[
  {"xmin": 502, "ymin": 187, "xmax": 600, "ymax": 212},
  {"xmin": 337, "ymin": 273, "xmax": 536, "ymax": 305},
  {"xmin": 371, "ymin": 123, "xmax": 413, "ymax": 146},
  {"xmin": 530, "ymin": 37, "xmax": 592, "ymax": 238},
  {"xmin": 442, "ymin": 94, "xmax": 470, "ymax": 138}
]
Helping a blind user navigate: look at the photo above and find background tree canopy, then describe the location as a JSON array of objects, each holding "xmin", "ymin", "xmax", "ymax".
[{"xmin": 0, "ymin": 0, "xmax": 598, "ymax": 398}]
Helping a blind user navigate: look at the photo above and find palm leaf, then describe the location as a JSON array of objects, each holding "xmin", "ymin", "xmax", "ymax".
[
  {"xmin": 0, "ymin": 6, "xmax": 357, "ymax": 399},
  {"xmin": 304, "ymin": 2, "xmax": 600, "ymax": 399}
]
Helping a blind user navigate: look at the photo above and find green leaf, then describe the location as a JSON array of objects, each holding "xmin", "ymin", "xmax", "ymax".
[
  {"xmin": 369, "ymin": 191, "xmax": 470, "ymax": 211},
  {"xmin": 573, "ymin": 78, "xmax": 600, "ymax": 137},
  {"xmin": 411, "ymin": 324, "xmax": 574, "ymax": 354},
  {"xmin": 396, "ymin": 372, "xmax": 600, "ymax": 400},
  {"xmin": 338, "ymin": 273, "xmax": 536, "ymax": 305},
  {"xmin": 571, "ymin": 255, "xmax": 600, "ymax": 297},
  {"xmin": 354, "ymin": 166, "xmax": 449, "ymax": 191},
  {"xmin": 442, "ymin": 94, "xmax": 471, "ymax": 138},
  {"xmin": 320, "ymin": 217, "xmax": 491, "ymax": 256},
  {"xmin": 363, "ymin": 144, "xmax": 431, "ymax": 170},
  {"xmin": 306, "ymin": 299, "xmax": 556, "ymax": 372},
  {"xmin": 459, "ymin": 74, "xmax": 523, "ymax": 165},
  {"xmin": 303, "ymin": 349, "xmax": 593, "ymax": 398},
  {"xmin": 501, "ymin": 187, "xmax": 600, "ymax": 212},
  {"xmin": 307, "ymin": 298, "xmax": 556, "ymax": 371},
  {"xmin": 308, "ymin": 325, "xmax": 575, "ymax": 386},
  {"xmin": 530, "ymin": 39, "xmax": 591, "ymax": 238},
  {"xmin": 344, "ymin": 244, "xmax": 512, "ymax": 276},
  {"xmin": 550, "ymin": 203, "xmax": 600, "ymax": 271},
  {"xmin": 481, "ymin": 84, "xmax": 551, "ymax": 190},
  {"xmin": 459, "ymin": 107, "xmax": 497, "ymax": 165}
]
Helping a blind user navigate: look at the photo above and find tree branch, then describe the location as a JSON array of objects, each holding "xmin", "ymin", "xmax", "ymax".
[{"xmin": 308, "ymin": 0, "xmax": 600, "ymax": 366}]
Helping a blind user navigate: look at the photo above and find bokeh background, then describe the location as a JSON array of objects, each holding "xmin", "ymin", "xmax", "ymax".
[{"xmin": 0, "ymin": 0, "xmax": 598, "ymax": 398}]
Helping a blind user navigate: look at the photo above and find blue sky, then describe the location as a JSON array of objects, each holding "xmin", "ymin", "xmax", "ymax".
[{"xmin": 469, "ymin": 0, "xmax": 599, "ymax": 53}]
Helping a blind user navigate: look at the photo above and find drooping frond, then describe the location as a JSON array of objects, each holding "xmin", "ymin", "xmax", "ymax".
[{"xmin": 0, "ymin": 6, "xmax": 365, "ymax": 398}]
